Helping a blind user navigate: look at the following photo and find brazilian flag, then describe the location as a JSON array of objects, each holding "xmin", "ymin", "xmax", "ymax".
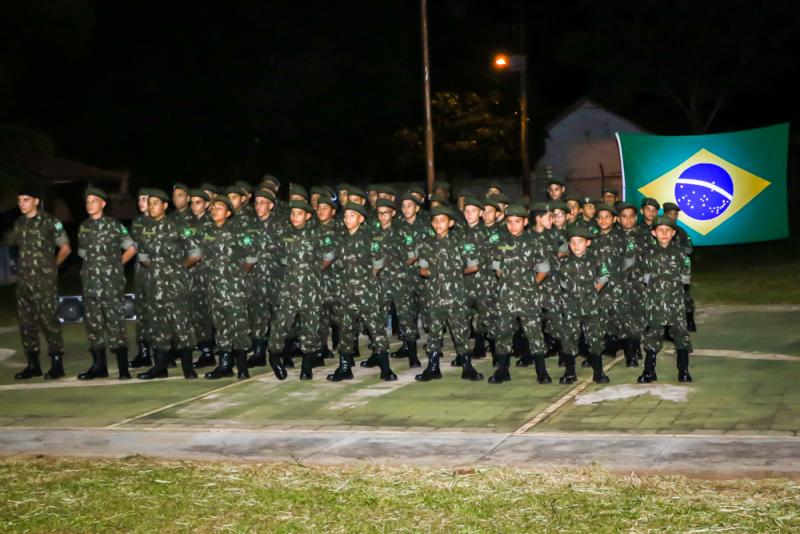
[{"xmin": 616, "ymin": 123, "xmax": 789, "ymax": 246}]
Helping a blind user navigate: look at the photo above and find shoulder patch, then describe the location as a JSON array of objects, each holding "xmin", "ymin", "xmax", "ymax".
[
  {"xmin": 119, "ymin": 225, "xmax": 129, "ymax": 236},
  {"xmin": 403, "ymin": 234, "xmax": 414, "ymax": 245},
  {"xmin": 463, "ymin": 243, "xmax": 476, "ymax": 253},
  {"xmin": 626, "ymin": 239, "xmax": 635, "ymax": 251},
  {"xmin": 489, "ymin": 233, "xmax": 500, "ymax": 243},
  {"xmin": 54, "ymin": 221, "xmax": 63, "ymax": 231},
  {"xmin": 323, "ymin": 236, "xmax": 333, "ymax": 245},
  {"xmin": 683, "ymin": 256, "xmax": 691, "ymax": 267},
  {"xmin": 241, "ymin": 235, "xmax": 253, "ymax": 246},
  {"xmin": 590, "ymin": 226, "xmax": 599, "ymax": 234},
  {"xmin": 183, "ymin": 227, "xmax": 194, "ymax": 237},
  {"xmin": 371, "ymin": 241, "xmax": 380, "ymax": 253},
  {"xmin": 599, "ymin": 263, "xmax": 609, "ymax": 276}
]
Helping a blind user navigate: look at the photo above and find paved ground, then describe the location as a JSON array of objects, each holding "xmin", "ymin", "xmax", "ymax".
[{"xmin": 1, "ymin": 427, "xmax": 797, "ymax": 479}]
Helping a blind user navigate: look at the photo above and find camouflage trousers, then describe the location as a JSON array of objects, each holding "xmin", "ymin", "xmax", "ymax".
[
  {"xmin": 495, "ymin": 294, "xmax": 547, "ymax": 355},
  {"xmin": 617, "ymin": 279, "xmax": 646, "ymax": 340},
  {"xmin": 560, "ymin": 300, "xmax": 605, "ymax": 356},
  {"xmin": 335, "ymin": 283, "xmax": 388, "ymax": 353},
  {"xmin": 84, "ymin": 294, "xmax": 127, "ymax": 350},
  {"xmin": 317, "ymin": 300, "xmax": 336, "ymax": 348},
  {"xmin": 133, "ymin": 265, "xmax": 151, "ymax": 343},
  {"xmin": 209, "ymin": 289, "xmax": 250, "ymax": 352},
  {"xmin": 149, "ymin": 294, "xmax": 196, "ymax": 352},
  {"xmin": 249, "ymin": 278, "xmax": 276, "ymax": 341},
  {"xmin": 16, "ymin": 275, "xmax": 63, "ymax": 353},
  {"xmin": 267, "ymin": 293, "xmax": 321, "ymax": 354},
  {"xmin": 425, "ymin": 301, "xmax": 471, "ymax": 355},
  {"xmin": 643, "ymin": 320, "xmax": 691, "ymax": 353},
  {"xmin": 189, "ymin": 269, "xmax": 214, "ymax": 343},
  {"xmin": 465, "ymin": 273, "xmax": 496, "ymax": 336},
  {"xmin": 684, "ymin": 284, "xmax": 695, "ymax": 314},
  {"xmin": 598, "ymin": 283, "xmax": 624, "ymax": 340},
  {"xmin": 382, "ymin": 279, "xmax": 419, "ymax": 340}
]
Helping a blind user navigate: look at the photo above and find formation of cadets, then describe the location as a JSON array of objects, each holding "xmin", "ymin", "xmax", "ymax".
[{"xmin": 12, "ymin": 175, "xmax": 697, "ymax": 387}]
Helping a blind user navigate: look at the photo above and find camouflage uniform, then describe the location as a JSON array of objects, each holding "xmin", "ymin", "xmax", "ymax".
[
  {"xmin": 397, "ymin": 215, "xmax": 428, "ymax": 332},
  {"xmin": 461, "ymin": 222, "xmax": 495, "ymax": 342},
  {"xmin": 78, "ymin": 215, "xmax": 135, "ymax": 351},
  {"xmin": 531, "ymin": 226, "xmax": 564, "ymax": 348},
  {"xmin": 641, "ymin": 243, "xmax": 692, "ymax": 353},
  {"xmin": 13, "ymin": 211, "xmax": 68, "ymax": 355},
  {"xmin": 591, "ymin": 227, "xmax": 628, "ymax": 345},
  {"xmin": 186, "ymin": 212, "xmax": 215, "ymax": 348},
  {"xmin": 316, "ymin": 218, "xmax": 341, "ymax": 355},
  {"xmin": 375, "ymin": 221, "xmax": 417, "ymax": 345},
  {"xmin": 129, "ymin": 213, "xmax": 152, "ymax": 362}
]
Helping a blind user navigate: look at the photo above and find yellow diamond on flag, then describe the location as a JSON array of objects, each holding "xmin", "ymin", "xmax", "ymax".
[{"xmin": 638, "ymin": 148, "xmax": 771, "ymax": 235}]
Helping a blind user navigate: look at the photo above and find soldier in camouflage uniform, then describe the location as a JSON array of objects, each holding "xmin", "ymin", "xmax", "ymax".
[
  {"xmin": 591, "ymin": 203, "xmax": 628, "ymax": 360},
  {"xmin": 546, "ymin": 177, "xmax": 566, "ymax": 202},
  {"xmin": 312, "ymin": 194, "xmax": 341, "ymax": 365},
  {"xmin": 557, "ymin": 225, "xmax": 611, "ymax": 385},
  {"xmin": 186, "ymin": 189, "xmax": 216, "ymax": 368},
  {"xmin": 615, "ymin": 202, "xmax": 648, "ymax": 367},
  {"xmin": 135, "ymin": 189, "xmax": 201, "ymax": 379},
  {"xmin": 481, "ymin": 197, "xmax": 504, "ymax": 361},
  {"xmin": 266, "ymin": 200, "xmax": 328, "ymax": 380},
  {"xmin": 326, "ymin": 203, "xmax": 397, "ymax": 382},
  {"xmin": 12, "ymin": 189, "xmax": 72, "ymax": 380},
  {"xmin": 662, "ymin": 202, "xmax": 696, "ymax": 332},
  {"xmin": 201, "ymin": 196, "xmax": 258, "ymax": 380},
  {"xmin": 247, "ymin": 188, "xmax": 287, "ymax": 368},
  {"xmin": 168, "ymin": 183, "xmax": 193, "ymax": 224},
  {"xmin": 128, "ymin": 189, "xmax": 154, "ymax": 369},
  {"xmin": 414, "ymin": 206, "xmax": 483, "ymax": 383},
  {"xmin": 77, "ymin": 187, "xmax": 138, "ymax": 380},
  {"xmin": 639, "ymin": 216, "xmax": 693, "ymax": 383},
  {"xmin": 489, "ymin": 204, "xmax": 552, "ymax": 384}
]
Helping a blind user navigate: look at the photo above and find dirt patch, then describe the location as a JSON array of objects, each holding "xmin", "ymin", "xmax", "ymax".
[{"xmin": 575, "ymin": 384, "xmax": 691, "ymax": 405}]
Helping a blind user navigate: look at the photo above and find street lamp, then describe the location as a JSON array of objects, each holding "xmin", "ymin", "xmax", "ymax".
[{"xmin": 493, "ymin": 53, "xmax": 530, "ymax": 199}]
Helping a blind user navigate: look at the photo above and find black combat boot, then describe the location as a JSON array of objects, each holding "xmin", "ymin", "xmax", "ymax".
[
  {"xmin": 268, "ymin": 349, "xmax": 287, "ymax": 380},
  {"xmin": 331, "ymin": 323, "xmax": 340, "ymax": 351},
  {"xmin": 234, "ymin": 350, "xmax": 249, "ymax": 379},
  {"xmin": 247, "ymin": 338, "xmax": 268, "ymax": 368},
  {"xmin": 461, "ymin": 353, "xmax": 484, "ymax": 382},
  {"xmin": 415, "ymin": 351, "xmax": 442, "ymax": 382},
  {"xmin": 78, "ymin": 348, "xmax": 109, "ymax": 380},
  {"xmin": 559, "ymin": 353, "xmax": 577, "ymax": 384},
  {"xmin": 113, "ymin": 346, "xmax": 131, "ymax": 380},
  {"xmin": 352, "ymin": 335, "xmax": 361, "ymax": 357},
  {"xmin": 533, "ymin": 353, "xmax": 552, "ymax": 384},
  {"xmin": 167, "ymin": 348, "xmax": 177, "ymax": 368},
  {"xmin": 43, "ymin": 351, "xmax": 65, "ymax": 380},
  {"xmin": 300, "ymin": 352, "xmax": 315, "ymax": 380},
  {"xmin": 450, "ymin": 353, "xmax": 464, "ymax": 367},
  {"xmin": 194, "ymin": 340, "xmax": 216, "ymax": 368},
  {"xmin": 637, "ymin": 349, "xmax": 658, "ymax": 383},
  {"xmin": 676, "ymin": 348, "xmax": 692, "ymax": 382},
  {"xmin": 602, "ymin": 336, "xmax": 620, "ymax": 357},
  {"xmin": 376, "ymin": 351, "xmax": 398, "ymax": 381},
  {"xmin": 623, "ymin": 339, "xmax": 639, "ymax": 367},
  {"xmin": 407, "ymin": 339, "xmax": 421, "ymax": 368},
  {"xmin": 488, "ymin": 338, "xmax": 497, "ymax": 367},
  {"xmin": 516, "ymin": 346, "xmax": 533, "ymax": 367},
  {"xmin": 472, "ymin": 334, "xmax": 487, "ymax": 359},
  {"xmin": 488, "ymin": 353, "xmax": 511, "ymax": 384},
  {"xmin": 281, "ymin": 337, "xmax": 297, "ymax": 368},
  {"xmin": 137, "ymin": 348, "xmax": 169, "ymax": 380},
  {"xmin": 591, "ymin": 353, "xmax": 610, "ymax": 383},
  {"xmin": 686, "ymin": 312, "xmax": 697, "ymax": 332},
  {"xmin": 321, "ymin": 344, "xmax": 334, "ymax": 360},
  {"xmin": 390, "ymin": 339, "xmax": 411, "ymax": 359},
  {"xmin": 178, "ymin": 348, "xmax": 197, "ymax": 379},
  {"xmin": 205, "ymin": 352, "xmax": 234, "ymax": 379},
  {"xmin": 360, "ymin": 351, "xmax": 379, "ymax": 367},
  {"xmin": 15, "ymin": 351, "xmax": 42, "ymax": 380},
  {"xmin": 327, "ymin": 351, "xmax": 354, "ymax": 382},
  {"xmin": 311, "ymin": 349, "xmax": 326, "ymax": 368},
  {"xmin": 128, "ymin": 341, "xmax": 152, "ymax": 368}
]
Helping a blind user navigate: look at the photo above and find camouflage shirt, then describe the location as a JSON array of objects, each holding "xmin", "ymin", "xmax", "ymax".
[
  {"xmin": 492, "ymin": 231, "xmax": 550, "ymax": 302},
  {"xmin": 12, "ymin": 211, "xmax": 69, "ymax": 279},
  {"xmin": 78, "ymin": 215, "xmax": 136, "ymax": 298},
  {"xmin": 333, "ymin": 224, "xmax": 384, "ymax": 291},
  {"xmin": 559, "ymin": 251, "xmax": 609, "ymax": 315},
  {"xmin": 136, "ymin": 216, "xmax": 200, "ymax": 300},
  {"xmin": 200, "ymin": 220, "xmax": 257, "ymax": 295},
  {"xmin": 642, "ymin": 243, "xmax": 691, "ymax": 324},
  {"xmin": 276, "ymin": 224, "xmax": 325, "ymax": 305},
  {"xmin": 416, "ymin": 231, "xmax": 478, "ymax": 307}
]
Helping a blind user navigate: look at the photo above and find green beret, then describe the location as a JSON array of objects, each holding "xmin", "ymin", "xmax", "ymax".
[
  {"xmin": 317, "ymin": 196, "xmax": 336, "ymax": 208},
  {"xmin": 399, "ymin": 193, "xmax": 422, "ymax": 206},
  {"xmin": 582, "ymin": 197, "xmax": 599, "ymax": 206},
  {"xmin": 482, "ymin": 198, "xmax": 501, "ymax": 211},
  {"xmin": 261, "ymin": 175, "xmax": 281, "ymax": 188},
  {"xmin": 596, "ymin": 203, "xmax": 618, "ymax": 215},
  {"xmin": 504, "ymin": 203, "xmax": 528, "ymax": 218},
  {"xmin": 375, "ymin": 198, "xmax": 396, "ymax": 210},
  {"xmin": 200, "ymin": 182, "xmax": 220, "ymax": 194},
  {"xmin": 530, "ymin": 201, "xmax": 553, "ymax": 215},
  {"xmin": 288, "ymin": 200, "xmax": 313, "ymax": 213},
  {"xmin": 548, "ymin": 177, "xmax": 566, "ymax": 186},
  {"xmin": 347, "ymin": 185, "xmax": 366, "ymax": 200},
  {"xmin": 641, "ymin": 197, "xmax": 660, "ymax": 210},
  {"xmin": 493, "ymin": 193, "xmax": 511, "ymax": 204},
  {"xmin": 463, "ymin": 196, "xmax": 484, "ymax": 209},
  {"xmin": 289, "ymin": 183, "xmax": 308, "ymax": 199},
  {"xmin": 487, "ymin": 182, "xmax": 504, "ymax": 192},
  {"xmin": 136, "ymin": 187, "xmax": 150, "ymax": 197},
  {"xmin": 212, "ymin": 196, "xmax": 233, "ymax": 211},
  {"xmin": 662, "ymin": 202, "xmax": 681, "ymax": 213},
  {"xmin": 566, "ymin": 195, "xmax": 581, "ymax": 204},
  {"xmin": 235, "ymin": 180, "xmax": 253, "ymax": 193},
  {"xmin": 310, "ymin": 186, "xmax": 329, "ymax": 197},
  {"xmin": 429, "ymin": 193, "xmax": 450, "ymax": 205},
  {"xmin": 189, "ymin": 188, "xmax": 209, "ymax": 201},
  {"xmin": 343, "ymin": 202, "xmax": 368, "ymax": 217},
  {"xmin": 335, "ymin": 182, "xmax": 352, "ymax": 192},
  {"xmin": 407, "ymin": 184, "xmax": 426, "ymax": 196},
  {"xmin": 225, "ymin": 185, "xmax": 246, "ymax": 196},
  {"xmin": 173, "ymin": 182, "xmax": 190, "ymax": 193},
  {"xmin": 568, "ymin": 225, "xmax": 596, "ymax": 239},
  {"xmin": 430, "ymin": 205, "xmax": 456, "ymax": 219},
  {"xmin": 550, "ymin": 200, "xmax": 569, "ymax": 213},
  {"xmin": 652, "ymin": 216, "xmax": 678, "ymax": 230},
  {"xmin": 602, "ymin": 187, "xmax": 618, "ymax": 195},
  {"xmin": 254, "ymin": 188, "xmax": 276, "ymax": 202},
  {"xmin": 374, "ymin": 184, "xmax": 397, "ymax": 196},
  {"xmin": 616, "ymin": 201, "xmax": 637, "ymax": 213},
  {"xmin": 433, "ymin": 181, "xmax": 451, "ymax": 192},
  {"xmin": 84, "ymin": 186, "xmax": 108, "ymax": 201},
  {"xmin": 149, "ymin": 188, "xmax": 170, "ymax": 202}
]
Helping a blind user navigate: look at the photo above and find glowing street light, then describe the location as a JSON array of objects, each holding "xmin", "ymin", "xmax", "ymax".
[
  {"xmin": 494, "ymin": 54, "xmax": 509, "ymax": 68},
  {"xmin": 492, "ymin": 53, "xmax": 530, "ymax": 197}
]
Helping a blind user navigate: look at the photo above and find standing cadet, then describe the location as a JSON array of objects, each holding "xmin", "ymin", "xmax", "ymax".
[
  {"xmin": 414, "ymin": 206, "xmax": 483, "ymax": 383},
  {"xmin": 327, "ymin": 203, "xmax": 397, "ymax": 382},
  {"xmin": 616, "ymin": 201, "xmax": 647, "ymax": 367},
  {"xmin": 12, "ymin": 189, "xmax": 72, "ymax": 380},
  {"xmin": 460, "ymin": 197, "xmax": 494, "ymax": 361},
  {"xmin": 201, "ymin": 196, "xmax": 257, "ymax": 380},
  {"xmin": 128, "ymin": 189, "xmax": 153, "ymax": 368},
  {"xmin": 266, "ymin": 200, "xmax": 328, "ymax": 380},
  {"xmin": 77, "ymin": 187, "xmax": 137, "ymax": 380},
  {"xmin": 169, "ymin": 183, "xmax": 193, "ymax": 223},
  {"xmin": 662, "ymin": 202, "xmax": 696, "ymax": 332},
  {"xmin": 186, "ymin": 189, "xmax": 216, "ymax": 368},
  {"xmin": 481, "ymin": 197, "xmax": 504, "ymax": 362},
  {"xmin": 639, "ymin": 216, "xmax": 693, "ymax": 383},
  {"xmin": 592, "ymin": 203, "xmax": 628, "ymax": 359},
  {"xmin": 313, "ymin": 194, "xmax": 340, "ymax": 364},
  {"xmin": 546, "ymin": 177, "xmax": 566, "ymax": 202},
  {"xmin": 247, "ymin": 188, "xmax": 286, "ymax": 368},
  {"xmin": 135, "ymin": 189, "xmax": 202, "ymax": 379},
  {"xmin": 634, "ymin": 198, "xmax": 660, "ymax": 242},
  {"xmin": 558, "ymin": 226, "xmax": 611, "ymax": 385},
  {"xmin": 489, "ymin": 204, "xmax": 551, "ymax": 384}
]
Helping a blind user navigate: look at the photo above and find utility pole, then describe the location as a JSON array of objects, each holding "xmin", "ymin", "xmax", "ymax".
[{"xmin": 420, "ymin": 0, "xmax": 435, "ymax": 196}]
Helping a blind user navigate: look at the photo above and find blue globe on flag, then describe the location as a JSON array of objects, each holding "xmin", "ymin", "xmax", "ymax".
[{"xmin": 674, "ymin": 163, "xmax": 733, "ymax": 220}]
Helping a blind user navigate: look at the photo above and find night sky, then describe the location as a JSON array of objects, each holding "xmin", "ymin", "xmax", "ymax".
[{"xmin": 3, "ymin": 0, "xmax": 800, "ymax": 190}]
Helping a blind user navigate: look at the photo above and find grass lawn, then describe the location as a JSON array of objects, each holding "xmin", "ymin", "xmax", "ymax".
[{"xmin": 0, "ymin": 457, "xmax": 798, "ymax": 533}]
